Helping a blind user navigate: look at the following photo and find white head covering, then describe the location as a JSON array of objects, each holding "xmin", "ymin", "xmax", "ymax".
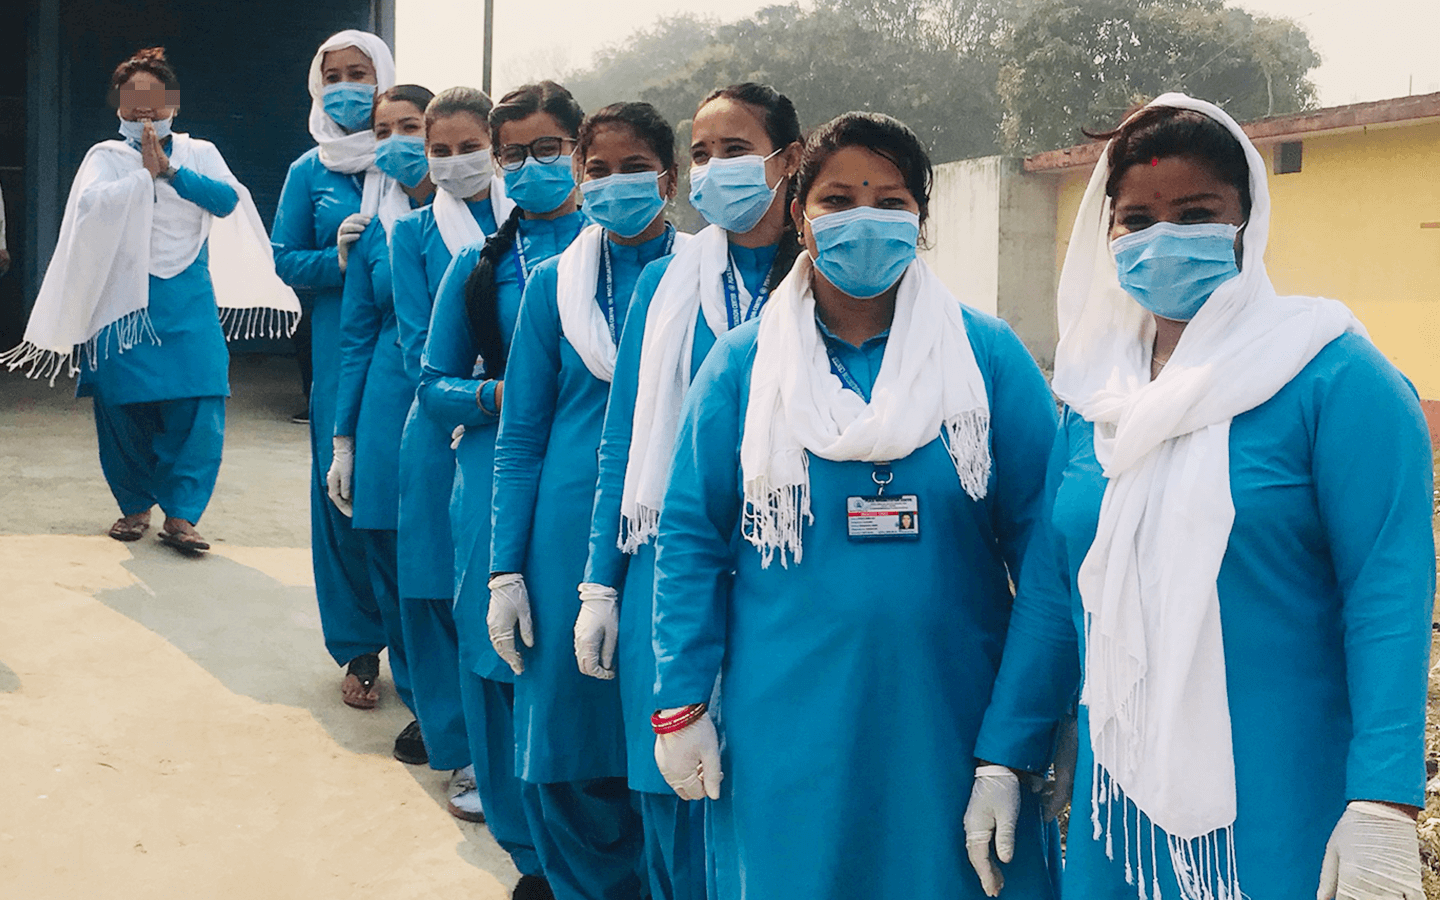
[
  {"xmin": 306, "ymin": 30, "xmax": 395, "ymax": 174},
  {"xmin": 1057, "ymin": 93, "xmax": 1365, "ymax": 900}
]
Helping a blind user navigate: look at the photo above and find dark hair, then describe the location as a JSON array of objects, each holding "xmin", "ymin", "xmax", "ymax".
[
  {"xmin": 109, "ymin": 47, "xmax": 179, "ymax": 104},
  {"xmin": 697, "ymin": 83, "xmax": 805, "ymax": 288},
  {"xmin": 578, "ymin": 102, "xmax": 676, "ymax": 172},
  {"xmin": 1090, "ymin": 105, "xmax": 1252, "ymax": 218},
  {"xmin": 463, "ymin": 82, "xmax": 584, "ymax": 374},
  {"xmin": 426, "ymin": 86, "xmax": 493, "ymax": 133},
  {"xmin": 372, "ymin": 84, "xmax": 435, "ymax": 129},
  {"xmin": 796, "ymin": 112, "xmax": 933, "ymax": 226},
  {"xmin": 489, "ymin": 80, "xmax": 584, "ymax": 145}
]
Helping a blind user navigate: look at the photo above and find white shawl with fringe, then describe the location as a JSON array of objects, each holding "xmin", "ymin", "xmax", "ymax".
[
  {"xmin": 1054, "ymin": 93, "xmax": 1365, "ymax": 900},
  {"xmin": 618, "ymin": 224, "xmax": 760, "ymax": 552},
  {"xmin": 1, "ymin": 135, "xmax": 300, "ymax": 382},
  {"xmin": 739, "ymin": 252, "xmax": 990, "ymax": 568},
  {"xmin": 433, "ymin": 176, "xmax": 515, "ymax": 255}
]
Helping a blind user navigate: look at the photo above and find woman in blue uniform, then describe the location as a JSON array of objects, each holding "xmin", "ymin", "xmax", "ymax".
[
  {"xmin": 485, "ymin": 100, "xmax": 685, "ymax": 900},
  {"xmin": 390, "ymin": 85, "xmax": 513, "ymax": 821},
  {"xmin": 965, "ymin": 95, "xmax": 1432, "ymax": 900},
  {"xmin": 328, "ymin": 83, "xmax": 436, "ymax": 765},
  {"xmin": 649, "ymin": 112, "xmax": 1061, "ymax": 900},
  {"xmin": 272, "ymin": 30, "xmax": 395, "ymax": 710},
  {"xmin": 417, "ymin": 80, "xmax": 588, "ymax": 900},
  {"xmin": 576, "ymin": 82, "xmax": 802, "ymax": 900}
]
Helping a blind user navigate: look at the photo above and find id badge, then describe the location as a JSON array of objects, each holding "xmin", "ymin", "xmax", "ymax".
[{"xmin": 846, "ymin": 494, "xmax": 921, "ymax": 542}]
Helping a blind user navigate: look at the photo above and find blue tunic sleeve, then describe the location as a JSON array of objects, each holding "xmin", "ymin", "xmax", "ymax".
[
  {"xmin": 169, "ymin": 166, "xmax": 239, "ymax": 217},
  {"xmin": 417, "ymin": 244, "xmax": 497, "ymax": 429},
  {"xmin": 584, "ymin": 257, "xmax": 673, "ymax": 590},
  {"xmin": 973, "ymin": 415, "xmax": 1084, "ymax": 774},
  {"xmin": 1308, "ymin": 336, "xmax": 1434, "ymax": 805},
  {"xmin": 389, "ymin": 209, "xmax": 432, "ymax": 384},
  {"xmin": 651, "ymin": 323, "xmax": 755, "ymax": 709},
  {"xmin": 272, "ymin": 153, "xmax": 344, "ymax": 292},
  {"xmin": 489, "ymin": 259, "xmax": 563, "ymax": 575},
  {"xmin": 333, "ymin": 222, "xmax": 385, "ymax": 437}
]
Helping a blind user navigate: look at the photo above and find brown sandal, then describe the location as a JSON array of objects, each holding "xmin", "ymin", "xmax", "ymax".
[
  {"xmin": 108, "ymin": 514, "xmax": 150, "ymax": 542},
  {"xmin": 342, "ymin": 652, "xmax": 381, "ymax": 709},
  {"xmin": 158, "ymin": 523, "xmax": 210, "ymax": 554}
]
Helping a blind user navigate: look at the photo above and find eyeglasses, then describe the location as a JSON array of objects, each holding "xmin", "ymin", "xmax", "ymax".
[{"xmin": 496, "ymin": 136, "xmax": 577, "ymax": 172}]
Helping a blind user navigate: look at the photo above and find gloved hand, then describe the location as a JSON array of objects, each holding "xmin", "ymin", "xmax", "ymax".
[
  {"xmin": 336, "ymin": 213, "xmax": 372, "ymax": 273},
  {"xmin": 964, "ymin": 764, "xmax": 1021, "ymax": 897},
  {"xmin": 326, "ymin": 435, "xmax": 355, "ymax": 517},
  {"xmin": 574, "ymin": 583, "xmax": 619, "ymax": 680},
  {"xmin": 487, "ymin": 573, "xmax": 534, "ymax": 675},
  {"xmin": 1317, "ymin": 801, "xmax": 1424, "ymax": 900},
  {"xmin": 451, "ymin": 425, "xmax": 465, "ymax": 450},
  {"xmin": 654, "ymin": 709, "xmax": 722, "ymax": 801}
]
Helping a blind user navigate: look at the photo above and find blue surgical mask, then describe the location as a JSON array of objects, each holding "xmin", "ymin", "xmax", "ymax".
[
  {"xmin": 1111, "ymin": 222, "xmax": 1241, "ymax": 321},
  {"xmin": 579, "ymin": 171, "xmax": 666, "ymax": 239},
  {"xmin": 118, "ymin": 115, "xmax": 173, "ymax": 142},
  {"xmin": 806, "ymin": 207, "xmax": 920, "ymax": 299},
  {"xmin": 689, "ymin": 149, "xmax": 782, "ymax": 234},
  {"xmin": 503, "ymin": 154, "xmax": 577, "ymax": 215},
  {"xmin": 322, "ymin": 81, "xmax": 376, "ymax": 132},
  {"xmin": 375, "ymin": 135, "xmax": 430, "ymax": 188}
]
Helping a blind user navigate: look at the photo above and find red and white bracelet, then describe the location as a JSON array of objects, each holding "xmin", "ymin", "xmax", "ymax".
[{"xmin": 651, "ymin": 703, "xmax": 707, "ymax": 735}]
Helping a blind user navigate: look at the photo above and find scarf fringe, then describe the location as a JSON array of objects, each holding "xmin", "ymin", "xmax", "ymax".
[
  {"xmin": 219, "ymin": 306, "xmax": 300, "ymax": 342},
  {"xmin": 1090, "ymin": 763, "xmax": 1241, "ymax": 900},
  {"xmin": 618, "ymin": 505, "xmax": 661, "ymax": 555},
  {"xmin": 941, "ymin": 409, "xmax": 992, "ymax": 501},
  {"xmin": 0, "ymin": 308, "xmax": 161, "ymax": 386},
  {"xmin": 741, "ymin": 458, "xmax": 813, "ymax": 569}
]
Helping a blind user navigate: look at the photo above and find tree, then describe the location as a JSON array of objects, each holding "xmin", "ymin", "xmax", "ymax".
[{"xmin": 997, "ymin": 0, "xmax": 1320, "ymax": 153}]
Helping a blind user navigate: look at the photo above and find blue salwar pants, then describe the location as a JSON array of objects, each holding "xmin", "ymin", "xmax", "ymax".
[{"xmin": 93, "ymin": 396, "xmax": 225, "ymax": 524}]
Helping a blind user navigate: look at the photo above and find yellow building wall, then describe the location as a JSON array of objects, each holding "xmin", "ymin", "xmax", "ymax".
[{"xmin": 1045, "ymin": 120, "xmax": 1440, "ymax": 398}]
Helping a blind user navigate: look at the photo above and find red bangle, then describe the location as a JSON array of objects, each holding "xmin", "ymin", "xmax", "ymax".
[{"xmin": 651, "ymin": 703, "xmax": 706, "ymax": 735}]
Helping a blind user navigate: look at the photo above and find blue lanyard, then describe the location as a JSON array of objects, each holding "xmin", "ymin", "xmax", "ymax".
[
  {"xmin": 599, "ymin": 224, "xmax": 676, "ymax": 343},
  {"xmin": 827, "ymin": 344, "xmax": 867, "ymax": 397},
  {"xmin": 722, "ymin": 255, "xmax": 772, "ymax": 330},
  {"xmin": 512, "ymin": 238, "xmax": 529, "ymax": 294}
]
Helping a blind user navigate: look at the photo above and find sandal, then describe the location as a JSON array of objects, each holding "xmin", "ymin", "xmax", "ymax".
[
  {"xmin": 108, "ymin": 513, "xmax": 150, "ymax": 542},
  {"xmin": 158, "ymin": 528, "xmax": 210, "ymax": 554},
  {"xmin": 342, "ymin": 652, "xmax": 381, "ymax": 709}
]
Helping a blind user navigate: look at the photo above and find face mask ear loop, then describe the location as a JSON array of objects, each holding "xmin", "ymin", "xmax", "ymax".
[{"xmin": 1234, "ymin": 219, "xmax": 1249, "ymax": 272}]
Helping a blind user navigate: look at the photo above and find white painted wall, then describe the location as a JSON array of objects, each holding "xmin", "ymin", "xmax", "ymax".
[{"xmin": 920, "ymin": 157, "xmax": 1002, "ymax": 315}]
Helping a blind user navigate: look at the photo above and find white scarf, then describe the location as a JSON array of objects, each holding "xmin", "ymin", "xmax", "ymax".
[
  {"xmin": 433, "ymin": 177, "xmax": 516, "ymax": 255},
  {"xmin": 307, "ymin": 31, "xmax": 396, "ymax": 235},
  {"xmin": 556, "ymin": 223, "xmax": 690, "ymax": 382},
  {"xmin": 740, "ymin": 252, "xmax": 990, "ymax": 568},
  {"xmin": 0, "ymin": 135, "xmax": 301, "ymax": 383},
  {"xmin": 1054, "ymin": 93, "xmax": 1365, "ymax": 899},
  {"xmin": 618, "ymin": 224, "xmax": 763, "ymax": 551}
]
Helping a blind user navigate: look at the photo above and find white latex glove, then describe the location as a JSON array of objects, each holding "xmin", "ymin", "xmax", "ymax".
[
  {"xmin": 654, "ymin": 710, "xmax": 722, "ymax": 801},
  {"xmin": 1317, "ymin": 801, "xmax": 1424, "ymax": 900},
  {"xmin": 487, "ymin": 573, "xmax": 534, "ymax": 675},
  {"xmin": 336, "ymin": 213, "xmax": 371, "ymax": 273},
  {"xmin": 450, "ymin": 425, "xmax": 465, "ymax": 450},
  {"xmin": 964, "ymin": 765, "xmax": 1021, "ymax": 897},
  {"xmin": 326, "ymin": 436, "xmax": 355, "ymax": 517},
  {"xmin": 574, "ymin": 583, "xmax": 619, "ymax": 680}
]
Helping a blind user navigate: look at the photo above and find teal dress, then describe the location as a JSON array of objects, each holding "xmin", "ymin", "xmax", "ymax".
[
  {"xmin": 81, "ymin": 147, "xmax": 237, "ymax": 526},
  {"xmin": 272, "ymin": 147, "xmax": 386, "ymax": 668},
  {"xmin": 584, "ymin": 242, "xmax": 777, "ymax": 900},
  {"xmin": 417, "ymin": 209, "xmax": 586, "ymax": 880},
  {"xmin": 652, "ymin": 308, "xmax": 1062, "ymax": 900},
  {"xmin": 490, "ymin": 227, "xmax": 674, "ymax": 900},
  {"xmin": 974, "ymin": 332, "xmax": 1435, "ymax": 900},
  {"xmin": 389, "ymin": 199, "xmax": 499, "ymax": 772}
]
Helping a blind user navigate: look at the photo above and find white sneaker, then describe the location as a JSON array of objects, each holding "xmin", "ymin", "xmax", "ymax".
[{"xmin": 447, "ymin": 766, "xmax": 485, "ymax": 822}]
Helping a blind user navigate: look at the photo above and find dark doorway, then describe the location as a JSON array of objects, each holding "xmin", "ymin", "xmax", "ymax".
[{"xmin": 0, "ymin": 5, "xmax": 28, "ymax": 347}]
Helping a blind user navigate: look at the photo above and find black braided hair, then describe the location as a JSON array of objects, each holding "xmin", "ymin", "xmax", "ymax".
[{"xmin": 463, "ymin": 205, "xmax": 523, "ymax": 378}]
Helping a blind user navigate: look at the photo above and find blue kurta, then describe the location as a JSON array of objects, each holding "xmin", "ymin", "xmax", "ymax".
[
  {"xmin": 584, "ymin": 241, "xmax": 777, "ymax": 796},
  {"xmin": 490, "ymin": 228, "xmax": 675, "ymax": 785},
  {"xmin": 391, "ymin": 199, "xmax": 498, "ymax": 600},
  {"xmin": 272, "ymin": 147, "xmax": 386, "ymax": 667},
  {"xmin": 974, "ymin": 332, "xmax": 1434, "ymax": 900},
  {"xmin": 652, "ymin": 307, "xmax": 1062, "ymax": 900}
]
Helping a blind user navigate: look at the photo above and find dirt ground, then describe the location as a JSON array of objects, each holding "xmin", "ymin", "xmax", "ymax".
[{"xmin": 0, "ymin": 355, "xmax": 515, "ymax": 899}]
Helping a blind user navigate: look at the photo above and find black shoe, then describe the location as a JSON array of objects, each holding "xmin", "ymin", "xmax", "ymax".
[
  {"xmin": 393, "ymin": 719, "xmax": 428, "ymax": 765},
  {"xmin": 512, "ymin": 875, "xmax": 555, "ymax": 900},
  {"xmin": 290, "ymin": 408, "xmax": 309, "ymax": 424}
]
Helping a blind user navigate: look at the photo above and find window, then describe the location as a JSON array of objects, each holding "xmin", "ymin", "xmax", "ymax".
[{"xmin": 1275, "ymin": 141, "xmax": 1303, "ymax": 175}]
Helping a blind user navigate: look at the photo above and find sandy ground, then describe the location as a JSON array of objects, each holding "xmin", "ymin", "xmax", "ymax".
[{"xmin": 0, "ymin": 355, "xmax": 515, "ymax": 899}]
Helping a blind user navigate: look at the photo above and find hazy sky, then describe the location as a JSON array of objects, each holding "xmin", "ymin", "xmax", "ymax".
[{"xmin": 395, "ymin": 0, "xmax": 1440, "ymax": 109}]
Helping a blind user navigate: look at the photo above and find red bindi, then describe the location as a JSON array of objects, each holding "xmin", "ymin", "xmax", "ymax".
[
  {"xmin": 1151, "ymin": 157, "xmax": 1159, "ymax": 166},
  {"xmin": 1155, "ymin": 191, "xmax": 1162, "ymax": 199}
]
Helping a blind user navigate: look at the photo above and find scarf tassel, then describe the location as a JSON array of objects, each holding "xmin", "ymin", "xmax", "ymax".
[
  {"xmin": 618, "ymin": 506, "xmax": 661, "ymax": 556},
  {"xmin": 741, "ymin": 464, "xmax": 813, "ymax": 570},
  {"xmin": 219, "ymin": 306, "xmax": 300, "ymax": 342},
  {"xmin": 0, "ymin": 308, "xmax": 160, "ymax": 385},
  {"xmin": 941, "ymin": 409, "xmax": 992, "ymax": 501}
]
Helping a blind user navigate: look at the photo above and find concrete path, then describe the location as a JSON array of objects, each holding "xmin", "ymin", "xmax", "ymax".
[{"xmin": 0, "ymin": 355, "xmax": 515, "ymax": 898}]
